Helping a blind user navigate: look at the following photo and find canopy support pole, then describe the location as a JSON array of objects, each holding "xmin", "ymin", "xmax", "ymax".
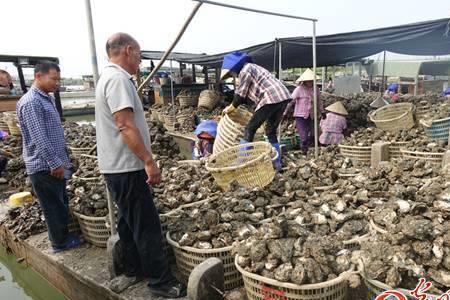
[
  {"xmin": 278, "ymin": 40, "xmax": 282, "ymax": 80},
  {"xmin": 380, "ymin": 51, "xmax": 386, "ymax": 95},
  {"xmin": 313, "ymin": 21, "xmax": 319, "ymax": 159},
  {"xmin": 170, "ymin": 60, "xmax": 175, "ymax": 105}
]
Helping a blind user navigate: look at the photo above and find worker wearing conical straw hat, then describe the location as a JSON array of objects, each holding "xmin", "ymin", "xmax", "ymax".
[
  {"xmin": 319, "ymin": 101, "xmax": 348, "ymax": 145},
  {"xmin": 221, "ymin": 51, "xmax": 292, "ymax": 169},
  {"xmin": 284, "ymin": 68, "xmax": 325, "ymax": 154}
]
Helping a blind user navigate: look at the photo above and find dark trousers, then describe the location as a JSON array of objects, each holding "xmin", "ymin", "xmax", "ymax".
[
  {"xmin": 244, "ymin": 100, "xmax": 289, "ymax": 143},
  {"xmin": 29, "ymin": 171, "xmax": 69, "ymax": 248},
  {"xmin": 0, "ymin": 156, "xmax": 7, "ymax": 176},
  {"xmin": 295, "ymin": 117, "xmax": 314, "ymax": 152},
  {"xmin": 104, "ymin": 170, "xmax": 174, "ymax": 288}
]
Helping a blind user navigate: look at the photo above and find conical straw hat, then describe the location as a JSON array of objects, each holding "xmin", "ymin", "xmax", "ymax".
[
  {"xmin": 325, "ymin": 101, "xmax": 348, "ymax": 116},
  {"xmin": 295, "ymin": 68, "xmax": 320, "ymax": 83},
  {"xmin": 370, "ymin": 97, "xmax": 389, "ymax": 108}
]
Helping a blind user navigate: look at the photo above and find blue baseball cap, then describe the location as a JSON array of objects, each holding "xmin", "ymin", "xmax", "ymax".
[{"xmin": 220, "ymin": 51, "xmax": 252, "ymax": 80}]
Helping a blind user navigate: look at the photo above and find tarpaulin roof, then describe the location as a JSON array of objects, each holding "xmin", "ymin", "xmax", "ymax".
[
  {"xmin": 142, "ymin": 18, "xmax": 450, "ymax": 70},
  {"xmin": 366, "ymin": 60, "xmax": 450, "ymax": 77},
  {"xmin": 140, "ymin": 51, "xmax": 206, "ymax": 61}
]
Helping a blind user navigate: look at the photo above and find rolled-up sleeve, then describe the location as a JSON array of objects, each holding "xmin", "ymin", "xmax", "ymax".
[{"xmin": 20, "ymin": 102, "xmax": 62, "ymax": 169}]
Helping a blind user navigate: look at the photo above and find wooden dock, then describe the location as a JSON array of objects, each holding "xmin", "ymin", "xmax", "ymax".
[{"xmin": 0, "ymin": 204, "xmax": 188, "ymax": 300}]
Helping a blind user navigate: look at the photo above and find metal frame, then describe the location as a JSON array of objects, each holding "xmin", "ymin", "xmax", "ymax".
[{"xmin": 192, "ymin": 0, "xmax": 320, "ymax": 158}]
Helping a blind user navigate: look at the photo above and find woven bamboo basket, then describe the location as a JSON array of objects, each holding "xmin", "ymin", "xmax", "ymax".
[
  {"xmin": 0, "ymin": 119, "xmax": 8, "ymax": 132},
  {"xmin": 177, "ymin": 90, "xmax": 199, "ymax": 108},
  {"xmin": 206, "ymin": 141, "xmax": 276, "ymax": 190},
  {"xmin": 369, "ymin": 103, "xmax": 414, "ymax": 132},
  {"xmin": 420, "ymin": 117, "xmax": 450, "ymax": 140},
  {"xmin": 69, "ymin": 146, "xmax": 92, "ymax": 158},
  {"xmin": 166, "ymin": 233, "xmax": 242, "ymax": 290},
  {"xmin": 415, "ymin": 101, "xmax": 431, "ymax": 120},
  {"xmin": 338, "ymin": 144, "xmax": 372, "ymax": 164},
  {"xmin": 68, "ymin": 210, "xmax": 81, "ymax": 234},
  {"xmin": 164, "ymin": 114, "xmax": 176, "ymax": 131},
  {"xmin": 389, "ymin": 142, "xmax": 408, "ymax": 158},
  {"xmin": 213, "ymin": 108, "xmax": 253, "ymax": 154},
  {"xmin": 73, "ymin": 212, "xmax": 110, "ymax": 248},
  {"xmin": 176, "ymin": 113, "xmax": 194, "ymax": 128},
  {"xmin": 4, "ymin": 111, "xmax": 21, "ymax": 136},
  {"xmin": 400, "ymin": 149, "xmax": 444, "ymax": 165},
  {"xmin": 235, "ymin": 256, "xmax": 350, "ymax": 300},
  {"xmin": 198, "ymin": 90, "xmax": 221, "ymax": 110}
]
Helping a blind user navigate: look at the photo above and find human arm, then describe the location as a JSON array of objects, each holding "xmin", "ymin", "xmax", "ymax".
[
  {"xmin": 113, "ymin": 108, "xmax": 161, "ymax": 185},
  {"xmin": 106, "ymin": 75, "xmax": 161, "ymax": 185}
]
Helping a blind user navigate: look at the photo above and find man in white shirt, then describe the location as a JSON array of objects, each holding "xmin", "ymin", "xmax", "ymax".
[{"xmin": 96, "ymin": 32, "xmax": 186, "ymax": 298}]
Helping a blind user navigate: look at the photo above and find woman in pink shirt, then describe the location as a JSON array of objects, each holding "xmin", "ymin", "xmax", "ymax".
[
  {"xmin": 285, "ymin": 69, "xmax": 325, "ymax": 154},
  {"xmin": 319, "ymin": 101, "xmax": 348, "ymax": 145}
]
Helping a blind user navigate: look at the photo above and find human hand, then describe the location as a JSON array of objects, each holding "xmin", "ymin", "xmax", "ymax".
[
  {"xmin": 145, "ymin": 160, "xmax": 161, "ymax": 185},
  {"xmin": 222, "ymin": 104, "xmax": 236, "ymax": 115},
  {"xmin": 50, "ymin": 166, "xmax": 64, "ymax": 180}
]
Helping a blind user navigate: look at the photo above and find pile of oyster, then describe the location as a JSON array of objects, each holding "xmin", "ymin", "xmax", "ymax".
[
  {"xmin": 148, "ymin": 121, "xmax": 181, "ymax": 159},
  {"xmin": 64, "ymin": 122, "xmax": 96, "ymax": 148},
  {"xmin": 340, "ymin": 127, "xmax": 425, "ymax": 147},
  {"xmin": 233, "ymin": 216, "xmax": 355, "ymax": 285},
  {"xmin": 4, "ymin": 157, "xmax": 28, "ymax": 189},
  {"xmin": 0, "ymin": 135, "xmax": 22, "ymax": 156},
  {"xmin": 0, "ymin": 201, "xmax": 46, "ymax": 240},
  {"xmin": 153, "ymin": 161, "xmax": 220, "ymax": 214},
  {"xmin": 72, "ymin": 155, "xmax": 100, "ymax": 179},
  {"xmin": 68, "ymin": 178, "xmax": 108, "ymax": 217}
]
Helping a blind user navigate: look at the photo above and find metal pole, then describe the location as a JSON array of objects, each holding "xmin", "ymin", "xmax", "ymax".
[
  {"xmin": 84, "ymin": 0, "xmax": 99, "ymax": 86},
  {"xmin": 312, "ymin": 21, "xmax": 318, "ymax": 159},
  {"xmin": 273, "ymin": 40, "xmax": 277, "ymax": 74},
  {"xmin": 170, "ymin": 60, "xmax": 175, "ymax": 105},
  {"xmin": 380, "ymin": 50, "xmax": 386, "ymax": 95},
  {"xmin": 138, "ymin": 2, "xmax": 203, "ymax": 92},
  {"xmin": 192, "ymin": 0, "xmax": 317, "ymax": 21},
  {"xmin": 278, "ymin": 40, "xmax": 282, "ymax": 80}
]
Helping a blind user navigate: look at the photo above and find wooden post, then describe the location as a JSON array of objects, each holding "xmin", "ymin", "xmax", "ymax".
[
  {"xmin": 192, "ymin": 64, "xmax": 196, "ymax": 83},
  {"xmin": 16, "ymin": 64, "xmax": 27, "ymax": 93},
  {"xmin": 414, "ymin": 75, "xmax": 418, "ymax": 96},
  {"xmin": 203, "ymin": 66, "xmax": 209, "ymax": 86},
  {"xmin": 54, "ymin": 90, "xmax": 63, "ymax": 119},
  {"xmin": 180, "ymin": 62, "xmax": 184, "ymax": 77},
  {"xmin": 214, "ymin": 67, "xmax": 220, "ymax": 91}
]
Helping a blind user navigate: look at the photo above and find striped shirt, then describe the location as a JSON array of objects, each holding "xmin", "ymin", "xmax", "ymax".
[
  {"xmin": 319, "ymin": 112, "xmax": 347, "ymax": 145},
  {"xmin": 235, "ymin": 63, "xmax": 291, "ymax": 111},
  {"xmin": 286, "ymin": 84, "xmax": 324, "ymax": 118},
  {"xmin": 17, "ymin": 86, "xmax": 70, "ymax": 174}
]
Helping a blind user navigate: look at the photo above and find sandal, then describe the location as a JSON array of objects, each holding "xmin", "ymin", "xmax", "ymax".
[
  {"xmin": 52, "ymin": 234, "xmax": 84, "ymax": 254},
  {"xmin": 148, "ymin": 281, "xmax": 187, "ymax": 298}
]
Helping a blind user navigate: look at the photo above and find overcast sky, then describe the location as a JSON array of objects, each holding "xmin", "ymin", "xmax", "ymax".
[{"xmin": 1, "ymin": 0, "xmax": 449, "ymax": 78}]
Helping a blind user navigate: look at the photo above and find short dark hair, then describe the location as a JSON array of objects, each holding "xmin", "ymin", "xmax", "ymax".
[
  {"xmin": 106, "ymin": 32, "xmax": 138, "ymax": 57},
  {"xmin": 34, "ymin": 61, "xmax": 60, "ymax": 75}
]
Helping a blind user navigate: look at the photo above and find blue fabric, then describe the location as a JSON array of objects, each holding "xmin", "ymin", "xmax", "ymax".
[
  {"xmin": 239, "ymin": 138, "xmax": 249, "ymax": 145},
  {"xmin": 29, "ymin": 171, "xmax": 69, "ymax": 248},
  {"xmin": 195, "ymin": 120, "xmax": 218, "ymax": 138},
  {"xmin": 387, "ymin": 83, "xmax": 399, "ymax": 92},
  {"xmin": 221, "ymin": 52, "xmax": 252, "ymax": 74},
  {"xmin": 443, "ymin": 87, "xmax": 450, "ymax": 96},
  {"xmin": 271, "ymin": 142, "xmax": 282, "ymax": 170},
  {"xmin": 16, "ymin": 86, "xmax": 71, "ymax": 174}
]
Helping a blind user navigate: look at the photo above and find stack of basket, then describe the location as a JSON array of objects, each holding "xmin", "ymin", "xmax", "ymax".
[
  {"xmin": 163, "ymin": 114, "xmax": 176, "ymax": 131},
  {"xmin": 198, "ymin": 90, "xmax": 222, "ymax": 110},
  {"xmin": 177, "ymin": 89, "xmax": 198, "ymax": 108},
  {"xmin": 369, "ymin": 103, "xmax": 414, "ymax": 132},
  {"xmin": 338, "ymin": 144, "xmax": 372, "ymax": 164},
  {"xmin": 213, "ymin": 108, "xmax": 253, "ymax": 154}
]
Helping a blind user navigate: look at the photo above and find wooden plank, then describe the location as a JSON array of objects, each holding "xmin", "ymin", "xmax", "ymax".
[{"xmin": 0, "ymin": 226, "xmax": 121, "ymax": 300}]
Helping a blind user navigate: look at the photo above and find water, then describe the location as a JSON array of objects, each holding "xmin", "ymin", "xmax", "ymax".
[{"xmin": 0, "ymin": 245, "xmax": 67, "ymax": 300}]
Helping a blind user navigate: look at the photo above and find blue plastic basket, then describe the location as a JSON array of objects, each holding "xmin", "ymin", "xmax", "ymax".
[{"xmin": 421, "ymin": 117, "xmax": 450, "ymax": 140}]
